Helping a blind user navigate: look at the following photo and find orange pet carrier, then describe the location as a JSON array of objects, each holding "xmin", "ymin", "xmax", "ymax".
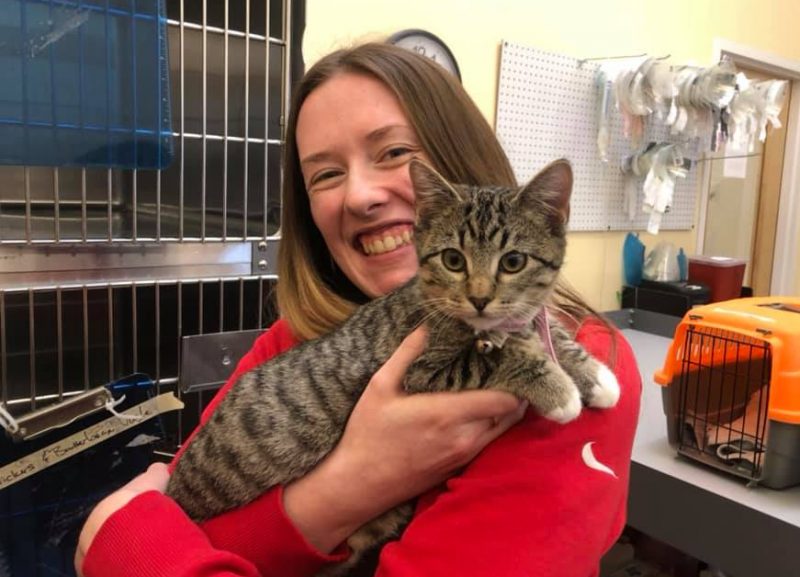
[{"xmin": 654, "ymin": 297, "xmax": 800, "ymax": 488}]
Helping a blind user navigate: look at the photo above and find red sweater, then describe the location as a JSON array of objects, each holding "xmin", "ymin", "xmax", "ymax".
[{"xmin": 83, "ymin": 317, "xmax": 641, "ymax": 577}]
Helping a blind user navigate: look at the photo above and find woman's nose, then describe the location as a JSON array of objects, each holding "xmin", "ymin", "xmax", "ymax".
[{"xmin": 343, "ymin": 167, "xmax": 391, "ymax": 216}]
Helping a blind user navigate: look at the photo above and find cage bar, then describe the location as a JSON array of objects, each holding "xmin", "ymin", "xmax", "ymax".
[
  {"xmin": 107, "ymin": 169, "xmax": 113, "ymax": 241},
  {"xmin": 179, "ymin": 0, "xmax": 186, "ymax": 241},
  {"xmin": 83, "ymin": 285, "xmax": 89, "ymax": 389},
  {"xmin": 28, "ymin": 289, "xmax": 36, "ymax": 410},
  {"xmin": 132, "ymin": 280, "xmax": 139, "ymax": 372},
  {"xmin": 201, "ymin": 0, "xmax": 208, "ymax": 241},
  {"xmin": 262, "ymin": 0, "xmax": 271, "ymax": 236},
  {"xmin": 0, "ymin": 292, "xmax": 5, "ymax": 409},
  {"xmin": 107, "ymin": 284, "xmax": 114, "ymax": 382},
  {"xmin": 257, "ymin": 275, "xmax": 264, "ymax": 327},
  {"xmin": 166, "ymin": 19, "xmax": 271, "ymax": 41},
  {"xmin": 132, "ymin": 0, "xmax": 139, "ymax": 171},
  {"xmin": 57, "ymin": 288, "xmax": 63, "ymax": 401},
  {"xmin": 81, "ymin": 169, "xmax": 88, "ymax": 241},
  {"xmin": 24, "ymin": 168, "xmax": 32, "ymax": 243},
  {"xmin": 176, "ymin": 278, "xmax": 184, "ymax": 435},
  {"xmin": 53, "ymin": 169, "xmax": 60, "ymax": 242},
  {"xmin": 219, "ymin": 278, "xmax": 225, "ymax": 331},
  {"xmin": 223, "ymin": 0, "xmax": 230, "ymax": 241},
  {"xmin": 243, "ymin": 0, "xmax": 251, "ymax": 238},
  {"xmin": 157, "ymin": 168, "xmax": 162, "ymax": 241},
  {"xmin": 198, "ymin": 280, "xmax": 204, "ymax": 334},
  {"xmin": 239, "ymin": 277, "xmax": 245, "ymax": 329}
]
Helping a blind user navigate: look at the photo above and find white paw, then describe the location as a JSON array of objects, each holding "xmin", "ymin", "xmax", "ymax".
[
  {"xmin": 588, "ymin": 365, "xmax": 620, "ymax": 408},
  {"xmin": 545, "ymin": 387, "xmax": 582, "ymax": 424}
]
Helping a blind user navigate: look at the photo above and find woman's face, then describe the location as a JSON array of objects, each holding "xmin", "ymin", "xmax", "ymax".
[{"xmin": 296, "ymin": 72, "xmax": 425, "ymax": 298}]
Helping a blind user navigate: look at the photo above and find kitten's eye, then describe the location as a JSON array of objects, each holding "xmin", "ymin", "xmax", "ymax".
[
  {"xmin": 500, "ymin": 251, "xmax": 527, "ymax": 273},
  {"xmin": 441, "ymin": 249, "xmax": 466, "ymax": 272}
]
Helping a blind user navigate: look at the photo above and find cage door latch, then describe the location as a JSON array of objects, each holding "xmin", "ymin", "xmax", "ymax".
[{"xmin": 10, "ymin": 386, "xmax": 114, "ymax": 442}]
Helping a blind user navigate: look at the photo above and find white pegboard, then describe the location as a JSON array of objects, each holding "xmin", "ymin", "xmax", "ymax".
[{"xmin": 495, "ymin": 41, "xmax": 697, "ymax": 232}]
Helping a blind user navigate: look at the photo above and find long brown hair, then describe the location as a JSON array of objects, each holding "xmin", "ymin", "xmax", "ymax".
[{"xmin": 276, "ymin": 42, "xmax": 599, "ymax": 341}]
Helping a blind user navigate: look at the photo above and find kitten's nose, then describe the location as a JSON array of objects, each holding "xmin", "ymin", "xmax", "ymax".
[{"xmin": 469, "ymin": 297, "xmax": 490, "ymax": 312}]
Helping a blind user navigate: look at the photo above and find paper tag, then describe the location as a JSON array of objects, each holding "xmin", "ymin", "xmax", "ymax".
[
  {"xmin": 722, "ymin": 140, "xmax": 749, "ymax": 179},
  {"xmin": 0, "ymin": 392, "xmax": 184, "ymax": 490}
]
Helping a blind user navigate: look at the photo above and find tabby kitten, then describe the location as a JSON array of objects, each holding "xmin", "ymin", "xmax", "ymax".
[{"xmin": 166, "ymin": 159, "xmax": 620, "ymax": 576}]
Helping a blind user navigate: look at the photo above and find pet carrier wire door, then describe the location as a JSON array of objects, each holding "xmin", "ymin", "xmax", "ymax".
[{"xmin": 655, "ymin": 297, "xmax": 800, "ymax": 488}]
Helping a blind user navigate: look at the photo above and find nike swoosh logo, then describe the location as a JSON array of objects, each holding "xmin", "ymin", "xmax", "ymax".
[{"xmin": 582, "ymin": 442, "xmax": 617, "ymax": 478}]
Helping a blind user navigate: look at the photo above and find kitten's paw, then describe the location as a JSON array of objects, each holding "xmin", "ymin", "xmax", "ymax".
[
  {"xmin": 544, "ymin": 387, "xmax": 582, "ymax": 424},
  {"xmin": 587, "ymin": 364, "xmax": 620, "ymax": 408}
]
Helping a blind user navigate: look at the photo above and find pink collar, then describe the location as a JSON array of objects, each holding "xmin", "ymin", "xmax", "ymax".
[{"xmin": 536, "ymin": 308, "xmax": 559, "ymax": 366}]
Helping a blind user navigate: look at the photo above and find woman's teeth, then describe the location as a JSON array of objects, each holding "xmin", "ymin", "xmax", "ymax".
[{"xmin": 361, "ymin": 230, "xmax": 413, "ymax": 255}]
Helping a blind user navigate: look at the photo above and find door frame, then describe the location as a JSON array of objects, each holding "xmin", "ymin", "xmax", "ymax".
[{"xmin": 696, "ymin": 39, "xmax": 800, "ymax": 296}]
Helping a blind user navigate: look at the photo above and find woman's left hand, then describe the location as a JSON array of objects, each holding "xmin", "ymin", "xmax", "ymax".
[{"xmin": 74, "ymin": 462, "xmax": 170, "ymax": 576}]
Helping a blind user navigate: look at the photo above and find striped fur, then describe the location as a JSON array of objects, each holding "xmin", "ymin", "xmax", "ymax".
[{"xmin": 166, "ymin": 160, "xmax": 618, "ymax": 577}]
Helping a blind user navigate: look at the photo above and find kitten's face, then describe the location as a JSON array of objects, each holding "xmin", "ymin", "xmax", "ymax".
[{"xmin": 410, "ymin": 161, "xmax": 572, "ymax": 332}]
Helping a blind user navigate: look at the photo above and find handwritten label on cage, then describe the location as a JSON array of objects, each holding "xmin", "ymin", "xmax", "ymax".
[{"xmin": 0, "ymin": 393, "xmax": 184, "ymax": 490}]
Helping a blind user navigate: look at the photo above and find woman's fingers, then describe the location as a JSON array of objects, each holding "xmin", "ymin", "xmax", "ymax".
[
  {"xmin": 126, "ymin": 462, "xmax": 170, "ymax": 493},
  {"xmin": 442, "ymin": 398, "xmax": 529, "ymax": 465},
  {"xmin": 478, "ymin": 400, "xmax": 529, "ymax": 442},
  {"xmin": 434, "ymin": 389, "xmax": 524, "ymax": 422}
]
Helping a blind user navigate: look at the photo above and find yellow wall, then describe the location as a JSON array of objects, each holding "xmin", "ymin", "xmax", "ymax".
[{"xmin": 303, "ymin": 0, "xmax": 800, "ymax": 308}]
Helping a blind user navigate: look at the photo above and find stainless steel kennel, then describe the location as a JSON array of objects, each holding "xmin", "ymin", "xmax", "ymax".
[{"xmin": 0, "ymin": 0, "xmax": 304, "ymax": 453}]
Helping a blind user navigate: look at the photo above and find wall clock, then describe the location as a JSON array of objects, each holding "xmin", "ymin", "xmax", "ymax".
[{"xmin": 388, "ymin": 29, "xmax": 461, "ymax": 81}]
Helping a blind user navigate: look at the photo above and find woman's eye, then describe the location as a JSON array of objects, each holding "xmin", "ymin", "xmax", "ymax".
[
  {"xmin": 500, "ymin": 251, "xmax": 527, "ymax": 273},
  {"xmin": 381, "ymin": 146, "xmax": 414, "ymax": 162},
  {"xmin": 309, "ymin": 169, "xmax": 342, "ymax": 188},
  {"xmin": 441, "ymin": 248, "xmax": 466, "ymax": 272}
]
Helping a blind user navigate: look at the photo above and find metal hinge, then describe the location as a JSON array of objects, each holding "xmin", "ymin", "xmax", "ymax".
[{"xmin": 251, "ymin": 238, "xmax": 280, "ymax": 276}]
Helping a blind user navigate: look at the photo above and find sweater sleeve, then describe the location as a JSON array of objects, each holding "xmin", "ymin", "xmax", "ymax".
[
  {"xmin": 184, "ymin": 319, "xmax": 349, "ymax": 576},
  {"xmin": 82, "ymin": 491, "xmax": 262, "ymax": 577},
  {"xmin": 374, "ymin": 320, "xmax": 642, "ymax": 577},
  {"xmin": 82, "ymin": 320, "xmax": 347, "ymax": 577}
]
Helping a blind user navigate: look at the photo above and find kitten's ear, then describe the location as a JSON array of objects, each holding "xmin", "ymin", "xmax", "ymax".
[
  {"xmin": 409, "ymin": 159, "xmax": 463, "ymax": 220},
  {"xmin": 516, "ymin": 159, "xmax": 573, "ymax": 228}
]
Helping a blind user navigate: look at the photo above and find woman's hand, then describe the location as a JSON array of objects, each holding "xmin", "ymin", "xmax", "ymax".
[
  {"xmin": 283, "ymin": 326, "xmax": 527, "ymax": 553},
  {"xmin": 75, "ymin": 462, "xmax": 170, "ymax": 576}
]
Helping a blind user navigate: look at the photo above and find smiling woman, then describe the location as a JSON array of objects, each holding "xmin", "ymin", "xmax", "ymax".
[
  {"xmin": 297, "ymin": 73, "xmax": 422, "ymax": 299},
  {"xmin": 277, "ymin": 43, "xmax": 518, "ymax": 341},
  {"xmin": 76, "ymin": 42, "xmax": 641, "ymax": 577}
]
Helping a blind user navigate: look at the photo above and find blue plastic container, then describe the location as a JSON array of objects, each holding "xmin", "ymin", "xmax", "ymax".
[
  {"xmin": 0, "ymin": 0, "xmax": 173, "ymax": 169},
  {"xmin": 623, "ymin": 232, "xmax": 645, "ymax": 286}
]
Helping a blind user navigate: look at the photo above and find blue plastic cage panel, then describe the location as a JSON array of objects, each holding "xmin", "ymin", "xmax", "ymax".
[{"xmin": 0, "ymin": 0, "xmax": 173, "ymax": 169}]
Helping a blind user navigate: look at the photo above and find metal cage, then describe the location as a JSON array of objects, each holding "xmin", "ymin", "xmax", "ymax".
[
  {"xmin": 1, "ymin": 3, "xmax": 302, "ymax": 575},
  {"xmin": 0, "ymin": 0, "xmax": 304, "ymax": 449},
  {"xmin": 0, "ymin": 275, "xmax": 279, "ymax": 446}
]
